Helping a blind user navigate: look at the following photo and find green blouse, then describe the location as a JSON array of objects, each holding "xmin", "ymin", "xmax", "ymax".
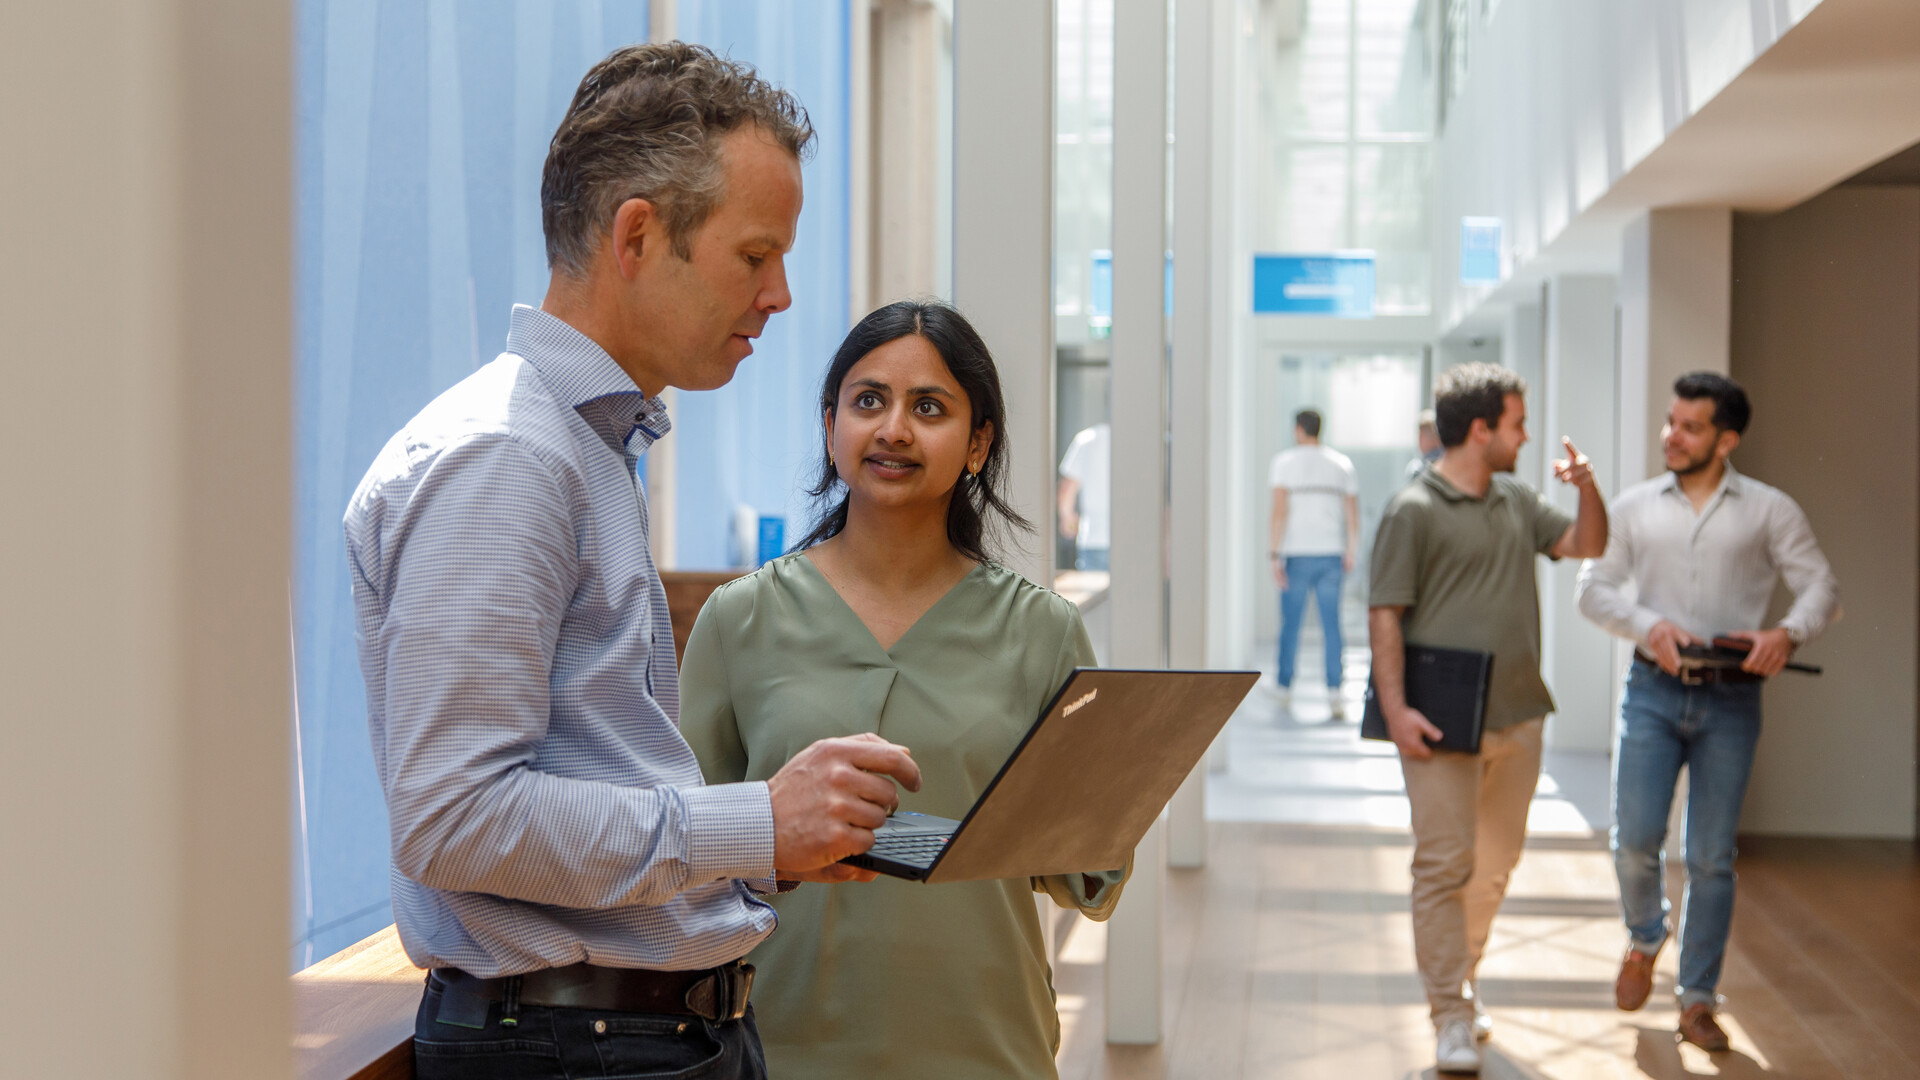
[{"xmin": 679, "ymin": 554, "xmax": 1129, "ymax": 1080}]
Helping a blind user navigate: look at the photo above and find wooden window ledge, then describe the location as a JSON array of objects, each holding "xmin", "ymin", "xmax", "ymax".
[
  {"xmin": 292, "ymin": 925, "xmax": 421, "ymax": 1080},
  {"xmin": 1052, "ymin": 569, "xmax": 1111, "ymax": 611}
]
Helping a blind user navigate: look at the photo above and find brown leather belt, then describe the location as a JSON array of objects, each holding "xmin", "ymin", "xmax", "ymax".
[
  {"xmin": 1634, "ymin": 652, "xmax": 1764, "ymax": 685},
  {"xmin": 430, "ymin": 960, "xmax": 754, "ymax": 1024}
]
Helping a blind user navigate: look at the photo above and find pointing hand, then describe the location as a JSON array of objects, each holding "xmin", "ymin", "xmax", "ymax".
[{"xmin": 1552, "ymin": 437, "xmax": 1594, "ymax": 489}]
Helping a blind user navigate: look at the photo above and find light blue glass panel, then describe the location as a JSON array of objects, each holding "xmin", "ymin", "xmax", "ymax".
[
  {"xmin": 672, "ymin": 0, "xmax": 852, "ymax": 567},
  {"xmin": 291, "ymin": 0, "xmax": 650, "ymax": 971}
]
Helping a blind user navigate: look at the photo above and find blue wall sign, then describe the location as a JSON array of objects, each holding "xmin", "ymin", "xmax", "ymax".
[
  {"xmin": 756, "ymin": 515, "xmax": 786, "ymax": 567},
  {"xmin": 1252, "ymin": 253, "xmax": 1376, "ymax": 317},
  {"xmin": 1460, "ymin": 216, "xmax": 1502, "ymax": 284}
]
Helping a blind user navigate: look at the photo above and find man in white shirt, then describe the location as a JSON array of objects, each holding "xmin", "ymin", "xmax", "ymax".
[
  {"xmin": 1576, "ymin": 373, "xmax": 1839, "ymax": 1053},
  {"xmin": 1058, "ymin": 422, "xmax": 1111, "ymax": 571},
  {"xmin": 1268, "ymin": 409, "xmax": 1360, "ymax": 714}
]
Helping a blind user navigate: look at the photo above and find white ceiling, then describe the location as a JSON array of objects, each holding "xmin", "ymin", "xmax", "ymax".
[{"xmin": 1450, "ymin": 0, "xmax": 1920, "ymax": 338}]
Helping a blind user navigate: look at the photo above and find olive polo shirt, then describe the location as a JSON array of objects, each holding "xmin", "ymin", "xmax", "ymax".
[{"xmin": 1368, "ymin": 469, "xmax": 1575, "ymax": 731}]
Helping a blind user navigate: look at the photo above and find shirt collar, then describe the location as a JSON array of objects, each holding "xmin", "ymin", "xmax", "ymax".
[
  {"xmin": 504, "ymin": 304, "xmax": 671, "ymax": 455},
  {"xmin": 1419, "ymin": 467, "xmax": 1504, "ymax": 504},
  {"xmin": 1658, "ymin": 463, "xmax": 1743, "ymax": 499}
]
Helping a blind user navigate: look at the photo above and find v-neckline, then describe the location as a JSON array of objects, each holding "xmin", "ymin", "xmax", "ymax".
[{"xmin": 797, "ymin": 552, "xmax": 986, "ymax": 659}]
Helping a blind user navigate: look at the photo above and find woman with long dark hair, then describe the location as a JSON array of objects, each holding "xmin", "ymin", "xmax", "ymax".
[{"xmin": 679, "ymin": 299, "xmax": 1128, "ymax": 1079}]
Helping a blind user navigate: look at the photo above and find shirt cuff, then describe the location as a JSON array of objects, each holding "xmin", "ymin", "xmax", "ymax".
[
  {"xmin": 1630, "ymin": 609, "xmax": 1664, "ymax": 645},
  {"xmin": 682, "ymin": 781, "xmax": 776, "ymax": 883}
]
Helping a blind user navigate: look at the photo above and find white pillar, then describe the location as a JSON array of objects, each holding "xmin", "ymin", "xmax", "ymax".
[
  {"xmin": 1617, "ymin": 209, "xmax": 1731, "ymax": 484},
  {"xmin": 1502, "ymin": 299, "xmax": 1545, "ymax": 492},
  {"xmin": 1539, "ymin": 275, "xmax": 1618, "ymax": 753},
  {"xmin": 1615, "ymin": 209, "xmax": 1730, "ymax": 854},
  {"xmin": 952, "ymin": 0, "xmax": 1055, "ymax": 587},
  {"xmin": 1166, "ymin": 0, "xmax": 1217, "ymax": 871},
  {"xmin": 2, "ymin": 3, "xmax": 292, "ymax": 1078},
  {"xmin": 1106, "ymin": 0, "xmax": 1171, "ymax": 1045}
]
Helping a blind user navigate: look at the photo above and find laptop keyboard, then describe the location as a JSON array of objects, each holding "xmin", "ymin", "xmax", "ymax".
[{"xmin": 868, "ymin": 831, "xmax": 952, "ymax": 865}]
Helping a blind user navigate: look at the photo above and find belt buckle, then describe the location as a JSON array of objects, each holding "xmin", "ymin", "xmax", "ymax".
[
  {"xmin": 685, "ymin": 962, "xmax": 754, "ymax": 1022},
  {"xmin": 1678, "ymin": 665, "xmax": 1708, "ymax": 686}
]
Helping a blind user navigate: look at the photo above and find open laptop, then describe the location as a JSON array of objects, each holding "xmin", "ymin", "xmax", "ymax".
[{"xmin": 840, "ymin": 667, "xmax": 1258, "ymax": 883}]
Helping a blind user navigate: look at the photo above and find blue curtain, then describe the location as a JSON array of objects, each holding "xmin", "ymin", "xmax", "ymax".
[
  {"xmin": 292, "ymin": 0, "xmax": 653, "ymax": 970},
  {"xmin": 292, "ymin": 0, "xmax": 851, "ymax": 970},
  {"xmin": 671, "ymin": 0, "xmax": 852, "ymax": 567}
]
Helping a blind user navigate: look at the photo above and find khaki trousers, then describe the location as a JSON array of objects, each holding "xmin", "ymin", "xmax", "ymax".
[{"xmin": 1399, "ymin": 718, "xmax": 1544, "ymax": 1028}]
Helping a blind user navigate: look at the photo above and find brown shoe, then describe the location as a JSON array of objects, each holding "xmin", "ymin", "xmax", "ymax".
[
  {"xmin": 1614, "ymin": 948, "xmax": 1657, "ymax": 1011},
  {"xmin": 1679, "ymin": 1003, "xmax": 1731, "ymax": 1052}
]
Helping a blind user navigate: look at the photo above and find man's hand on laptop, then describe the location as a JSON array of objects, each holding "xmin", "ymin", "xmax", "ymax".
[
  {"xmin": 1385, "ymin": 704, "xmax": 1444, "ymax": 762},
  {"xmin": 769, "ymin": 733, "xmax": 922, "ymax": 883}
]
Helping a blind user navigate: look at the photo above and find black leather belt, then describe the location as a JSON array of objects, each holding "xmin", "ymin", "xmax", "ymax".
[
  {"xmin": 1634, "ymin": 653, "xmax": 1764, "ymax": 685},
  {"xmin": 429, "ymin": 960, "xmax": 754, "ymax": 1026}
]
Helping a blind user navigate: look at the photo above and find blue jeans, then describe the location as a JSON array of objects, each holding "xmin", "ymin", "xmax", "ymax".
[
  {"xmin": 414, "ymin": 973, "xmax": 768, "ymax": 1079},
  {"xmin": 1076, "ymin": 547, "xmax": 1109, "ymax": 571},
  {"xmin": 1611, "ymin": 660, "xmax": 1763, "ymax": 1008},
  {"xmin": 1278, "ymin": 554, "xmax": 1344, "ymax": 688}
]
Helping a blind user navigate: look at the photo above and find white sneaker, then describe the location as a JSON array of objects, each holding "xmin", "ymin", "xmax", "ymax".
[
  {"xmin": 1259, "ymin": 675, "xmax": 1290, "ymax": 705},
  {"xmin": 1436, "ymin": 1020, "xmax": 1481, "ymax": 1074},
  {"xmin": 1328, "ymin": 694, "xmax": 1347, "ymax": 720},
  {"xmin": 1471, "ymin": 993, "xmax": 1493, "ymax": 1041}
]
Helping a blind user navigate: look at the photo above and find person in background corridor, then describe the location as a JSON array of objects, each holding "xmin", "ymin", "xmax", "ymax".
[
  {"xmin": 1368, "ymin": 363, "xmax": 1607, "ymax": 1074},
  {"xmin": 1267, "ymin": 408, "xmax": 1360, "ymax": 716},
  {"xmin": 1406, "ymin": 408, "xmax": 1442, "ymax": 480},
  {"xmin": 1576, "ymin": 372, "xmax": 1839, "ymax": 1053},
  {"xmin": 1057, "ymin": 421, "xmax": 1111, "ymax": 571}
]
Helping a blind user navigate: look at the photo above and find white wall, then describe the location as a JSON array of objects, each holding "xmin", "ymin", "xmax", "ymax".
[
  {"xmin": 1617, "ymin": 208, "xmax": 1733, "ymax": 485},
  {"xmin": 1432, "ymin": 0, "xmax": 1824, "ymax": 332},
  {"xmin": 1538, "ymin": 275, "xmax": 1620, "ymax": 753},
  {"xmin": 953, "ymin": 0, "xmax": 1054, "ymax": 586},
  {"xmin": 0, "ymin": 2, "xmax": 292, "ymax": 1077},
  {"xmin": 1730, "ymin": 185, "xmax": 1919, "ymax": 838}
]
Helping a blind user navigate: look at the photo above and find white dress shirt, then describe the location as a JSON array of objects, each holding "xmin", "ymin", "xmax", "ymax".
[{"xmin": 1576, "ymin": 465, "xmax": 1840, "ymax": 646}]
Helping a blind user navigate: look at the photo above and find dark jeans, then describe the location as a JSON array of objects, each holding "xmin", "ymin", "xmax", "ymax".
[
  {"xmin": 1278, "ymin": 554, "xmax": 1344, "ymax": 688},
  {"xmin": 414, "ymin": 973, "xmax": 767, "ymax": 1080},
  {"xmin": 1611, "ymin": 660, "xmax": 1763, "ymax": 1008}
]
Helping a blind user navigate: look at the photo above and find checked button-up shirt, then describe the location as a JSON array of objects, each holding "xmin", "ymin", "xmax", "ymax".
[{"xmin": 345, "ymin": 304, "xmax": 776, "ymax": 978}]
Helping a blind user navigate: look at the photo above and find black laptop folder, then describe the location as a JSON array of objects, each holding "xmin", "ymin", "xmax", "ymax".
[{"xmin": 1361, "ymin": 644, "xmax": 1493, "ymax": 754}]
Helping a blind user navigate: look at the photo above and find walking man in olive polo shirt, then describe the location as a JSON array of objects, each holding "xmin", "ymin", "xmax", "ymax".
[{"xmin": 1368, "ymin": 363, "xmax": 1608, "ymax": 1075}]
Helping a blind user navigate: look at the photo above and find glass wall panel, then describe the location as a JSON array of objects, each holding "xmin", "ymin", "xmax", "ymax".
[
  {"xmin": 1250, "ymin": 0, "xmax": 1433, "ymax": 315},
  {"xmin": 1353, "ymin": 142, "xmax": 1431, "ymax": 314},
  {"xmin": 1354, "ymin": 0, "xmax": 1432, "ymax": 135},
  {"xmin": 672, "ymin": 0, "xmax": 852, "ymax": 568},
  {"xmin": 1057, "ymin": 0, "xmax": 1116, "ymax": 346},
  {"xmin": 1274, "ymin": 0, "xmax": 1353, "ymax": 137},
  {"xmin": 1279, "ymin": 145, "xmax": 1349, "ymax": 252},
  {"xmin": 1055, "ymin": 0, "xmax": 1114, "ymax": 593}
]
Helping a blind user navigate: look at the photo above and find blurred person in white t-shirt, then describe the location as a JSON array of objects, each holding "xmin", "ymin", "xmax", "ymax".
[
  {"xmin": 1267, "ymin": 409, "xmax": 1360, "ymax": 713},
  {"xmin": 1058, "ymin": 422, "xmax": 1111, "ymax": 571}
]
